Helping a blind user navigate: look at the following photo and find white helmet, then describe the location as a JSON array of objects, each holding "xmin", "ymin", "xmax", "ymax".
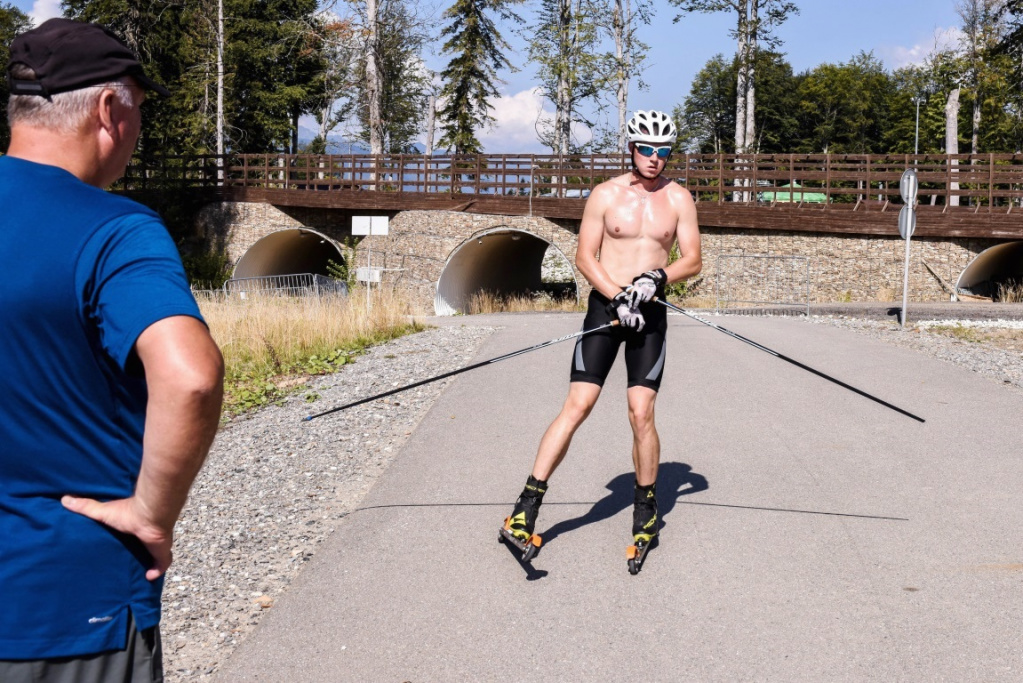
[{"xmin": 626, "ymin": 110, "xmax": 677, "ymax": 145}]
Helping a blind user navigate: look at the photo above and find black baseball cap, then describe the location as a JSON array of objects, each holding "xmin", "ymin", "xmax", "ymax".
[{"xmin": 7, "ymin": 18, "xmax": 170, "ymax": 98}]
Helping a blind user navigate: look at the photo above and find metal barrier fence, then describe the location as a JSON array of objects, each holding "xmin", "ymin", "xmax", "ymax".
[
  {"xmin": 221, "ymin": 273, "xmax": 348, "ymax": 298},
  {"xmin": 714, "ymin": 254, "xmax": 810, "ymax": 315}
]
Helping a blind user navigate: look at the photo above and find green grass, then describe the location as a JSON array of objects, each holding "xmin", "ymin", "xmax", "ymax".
[{"xmin": 199, "ymin": 290, "xmax": 427, "ymax": 419}]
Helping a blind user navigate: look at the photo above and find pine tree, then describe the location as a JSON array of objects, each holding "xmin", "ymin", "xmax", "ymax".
[{"xmin": 437, "ymin": 0, "xmax": 518, "ymax": 153}]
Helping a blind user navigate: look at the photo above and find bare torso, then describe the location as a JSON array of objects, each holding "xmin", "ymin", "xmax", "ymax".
[{"xmin": 576, "ymin": 171, "xmax": 701, "ymax": 298}]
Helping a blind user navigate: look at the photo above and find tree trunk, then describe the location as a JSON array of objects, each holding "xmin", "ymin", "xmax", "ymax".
[
  {"xmin": 732, "ymin": 0, "xmax": 749, "ymax": 202},
  {"xmin": 745, "ymin": 0, "xmax": 757, "ymax": 153},
  {"xmin": 733, "ymin": 0, "xmax": 748, "ymax": 155},
  {"xmin": 972, "ymin": 97, "xmax": 981, "ymax": 154},
  {"xmin": 562, "ymin": 0, "xmax": 579, "ymax": 155},
  {"xmin": 609, "ymin": 0, "xmax": 626, "ymax": 153},
  {"xmin": 366, "ymin": 0, "xmax": 383, "ymax": 155},
  {"xmin": 552, "ymin": 0, "xmax": 572, "ymax": 155},
  {"xmin": 425, "ymin": 92, "xmax": 436, "ymax": 156},
  {"xmin": 946, "ymin": 87, "xmax": 961, "ymax": 207},
  {"xmin": 216, "ymin": 0, "xmax": 224, "ymax": 170}
]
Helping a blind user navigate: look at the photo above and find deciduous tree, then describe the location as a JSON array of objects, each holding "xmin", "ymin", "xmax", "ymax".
[
  {"xmin": 352, "ymin": 0, "xmax": 430, "ymax": 152},
  {"xmin": 0, "ymin": 3, "xmax": 32, "ymax": 150},
  {"xmin": 669, "ymin": 0, "xmax": 797, "ymax": 154}
]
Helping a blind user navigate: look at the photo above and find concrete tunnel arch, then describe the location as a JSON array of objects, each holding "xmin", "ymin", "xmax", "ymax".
[
  {"xmin": 956, "ymin": 241, "xmax": 1023, "ymax": 299},
  {"xmin": 435, "ymin": 228, "xmax": 580, "ymax": 315},
  {"xmin": 232, "ymin": 228, "xmax": 346, "ymax": 280}
]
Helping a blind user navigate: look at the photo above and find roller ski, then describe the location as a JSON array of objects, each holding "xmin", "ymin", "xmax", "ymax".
[
  {"xmin": 627, "ymin": 483, "xmax": 658, "ymax": 575},
  {"xmin": 499, "ymin": 475, "xmax": 547, "ymax": 562}
]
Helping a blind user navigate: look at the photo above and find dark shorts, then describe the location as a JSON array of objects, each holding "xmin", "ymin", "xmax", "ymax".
[
  {"xmin": 570, "ymin": 290, "xmax": 668, "ymax": 391},
  {"xmin": 0, "ymin": 613, "xmax": 163, "ymax": 683}
]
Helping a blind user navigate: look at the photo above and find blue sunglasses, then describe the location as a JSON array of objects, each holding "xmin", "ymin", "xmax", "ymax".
[{"xmin": 635, "ymin": 144, "xmax": 672, "ymax": 159}]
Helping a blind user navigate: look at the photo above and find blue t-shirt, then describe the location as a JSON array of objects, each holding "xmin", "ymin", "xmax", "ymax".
[{"xmin": 0, "ymin": 156, "xmax": 205, "ymax": 659}]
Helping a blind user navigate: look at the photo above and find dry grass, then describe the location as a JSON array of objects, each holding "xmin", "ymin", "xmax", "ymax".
[
  {"xmin": 997, "ymin": 281, "xmax": 1023, "ymax": 303},
  {"xmin": 197, "ymin": 288, "xmax": 427, "ymax": 416},
  {"xmin": 922, "ymin": 324, "xmax": 1023, "ymax": 355},
  {"xmin": 462, "ymin": 289, "xmax": 718, "ymax": 315},
  {"xmin": 464, "ymin": 290, "xmax": 584, "ymax": 314},
  {"xmin": 673, "ymin": 295, "xmax": 716, "ymax": 309}
]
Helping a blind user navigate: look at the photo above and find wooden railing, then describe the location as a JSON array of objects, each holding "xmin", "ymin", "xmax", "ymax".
[{"xmin": 120, "ymin": 152, "xmax": 1023, "ymax": 208}]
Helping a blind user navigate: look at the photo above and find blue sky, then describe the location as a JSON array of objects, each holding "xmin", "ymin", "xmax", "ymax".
[{"xmin": 14, "ymin": 0, "xmax": 964, "ymax": 152}]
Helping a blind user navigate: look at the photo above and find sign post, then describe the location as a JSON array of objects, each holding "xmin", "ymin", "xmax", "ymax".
[
  {"xmin": 898, "ymin": 169, "xmax": 918, "ymax": 328},
  {"xmin": 352, "ymin": 216, "xmax": 389, "ymax": 312}
]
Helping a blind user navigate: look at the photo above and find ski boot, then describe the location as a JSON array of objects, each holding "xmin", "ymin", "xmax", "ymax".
[
  {"xmin": 499, "ymin": 475, "xmax": 547, "ymax": 562},
  {"xmin": 627, "ymin": 483, "xmax": 658, "ymax": 575}
]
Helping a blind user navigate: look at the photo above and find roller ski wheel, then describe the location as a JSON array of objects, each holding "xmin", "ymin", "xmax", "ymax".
[
  {"xmin": 626, "ymin": 537, "xmax": 654, "ymax": 575},
  {"xmin": 499, "ymin": 475, "xmax": 547, "ymax": 562},
  {"xmin": 629, "ymin": 483, "xmax": 658, "ymax": 575},
  {"xmin": 500, "ymin": 517, "xmax": 542, "ymax": 561}
]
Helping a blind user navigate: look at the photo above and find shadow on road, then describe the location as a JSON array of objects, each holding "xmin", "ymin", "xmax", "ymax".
[
  {"xmin": 539, "ymin": 461, "xmax": 708, "ymax": 546},
  {"xmin": 498, "ymin": 538, "xmax": 550, "ymax": 581}
]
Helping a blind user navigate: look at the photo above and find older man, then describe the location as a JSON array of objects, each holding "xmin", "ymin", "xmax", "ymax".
[{"xmin": 0, "ymin": 18, "xmax": 223, "ymax": 682}]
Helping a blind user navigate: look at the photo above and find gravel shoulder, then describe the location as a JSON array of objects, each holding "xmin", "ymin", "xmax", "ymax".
[
  {"xmin": 161, "ymin": 323, "xmax": 496, "ymax": 680},
  {"xmin": 806, "ymin": 315, "xmax": 1023, "ymax": 394},
  {"xmin": 160, "ymin": 309, "xmax": 1022, "ymax": 680}
]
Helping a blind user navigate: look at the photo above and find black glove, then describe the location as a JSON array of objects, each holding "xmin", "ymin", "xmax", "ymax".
[
  {"xmin": 626, "ymin": 268, "xmax": 667, "ymax": 308},
  {"xmin": 606, "ymin": 291, "xmax": 645, "ymax": 332}
]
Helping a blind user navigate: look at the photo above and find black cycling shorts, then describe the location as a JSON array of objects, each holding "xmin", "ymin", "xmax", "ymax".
[{"xmin": 569, "ymin": 289, "xmax": 668, "ymax": 391}]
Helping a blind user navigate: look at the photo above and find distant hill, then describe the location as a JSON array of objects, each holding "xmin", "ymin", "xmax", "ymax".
[{"xmin": 297, "ymin": 125, "xmax": 426, "ymax": 155}]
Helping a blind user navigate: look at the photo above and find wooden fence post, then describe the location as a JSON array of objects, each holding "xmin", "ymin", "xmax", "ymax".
[
  {"xmin": 717, "ymin": 154, "xmax": 724, "ymax": 203},
  {"xmin": 825, "ymin": 154, "xmax": 831, "ymax": 206},
  {"xmin": 989, "ymin": 152, "xmax": 994, "ymax": 209}
]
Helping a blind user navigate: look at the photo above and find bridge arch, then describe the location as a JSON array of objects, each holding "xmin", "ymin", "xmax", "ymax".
[
  {"xmin": 956, "ymin": 240, "xmax": 1023, "ymax": 299},
  {"xmin": 435, "ymin": 227, "xmax": 579, "ymax": 315},
  {"xmin": 232, "ymin": 228, "xmax": 346, "ymax": 279}
]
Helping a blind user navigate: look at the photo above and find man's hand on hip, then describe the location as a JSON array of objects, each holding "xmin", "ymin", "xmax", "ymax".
[
  {"xmin": 62, "ymin": 494, "xmax": 173, "ymax": 581},
  {"xmin": 607, "ymin": 291, "xmax": 646, "ymax": 332},
  {"xmin": 626, "ymin": 268, "xmax": 667, "ymax": 308}
]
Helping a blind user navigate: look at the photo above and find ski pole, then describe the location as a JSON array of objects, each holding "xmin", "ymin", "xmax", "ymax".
[
  {"xmin": 305, "ymin": 320, "xmax": 619, "ymax": 421},
  {"xmin": 654, "ymin": 299, "xmax": 925, "ymax": 423}
]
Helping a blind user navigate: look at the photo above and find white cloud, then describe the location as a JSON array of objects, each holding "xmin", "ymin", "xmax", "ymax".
[
  {"xmin": 882, "ymin": 26, "xmax": 964, "ymax": 69},
  {"xmin": 476, "ymin": 88, "xmax": 592, "ymax": 154},
  {"xmin": 30, "ymin": 0, "xmax": 62, "ymax": 24},
  {"xmin": 477, "ymin": 88, "xmax": 548, "ymax": 152}
]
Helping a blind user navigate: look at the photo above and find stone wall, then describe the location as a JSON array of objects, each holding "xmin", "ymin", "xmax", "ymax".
[
  {"xmin": 700, "ymin": 229, "xmax": 1000, "ymax": 304},
  {"xmin": 197, "ymin": 201, "xmax": 1005, "ymax": 310}
]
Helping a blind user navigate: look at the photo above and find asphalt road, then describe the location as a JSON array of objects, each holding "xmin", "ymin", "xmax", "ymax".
[{"xmin": 216, "ymin": 312, "xmax": 1023, "ymax": 682}]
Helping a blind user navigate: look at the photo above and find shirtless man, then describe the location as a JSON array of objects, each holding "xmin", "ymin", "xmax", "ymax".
[{"xmin": 501, "ymin": 110, "xmax": 702, "ymax": 567}]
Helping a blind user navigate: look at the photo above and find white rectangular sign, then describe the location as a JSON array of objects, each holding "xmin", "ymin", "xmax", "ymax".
[
  {"xmin": 356, "ymin": 267, "xmax": 382, "ymax": 283},
  {"xmin": 351, "ymin": 215, "xmax": 389, "ymax": 236}
]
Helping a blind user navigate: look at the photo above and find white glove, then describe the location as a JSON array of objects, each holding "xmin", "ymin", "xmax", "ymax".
[
  {"xmin": 607, "ymin": 292, "xmax": 645, "ymax": 332},
  {"xmin": 626, "ymin": 268, "xmax": 667, "ymax": 308}
]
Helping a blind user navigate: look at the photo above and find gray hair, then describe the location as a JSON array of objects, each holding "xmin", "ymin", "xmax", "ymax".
[{"xmin": 7, "ymin": 64, "xmax": 136, "ymax": 134}]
